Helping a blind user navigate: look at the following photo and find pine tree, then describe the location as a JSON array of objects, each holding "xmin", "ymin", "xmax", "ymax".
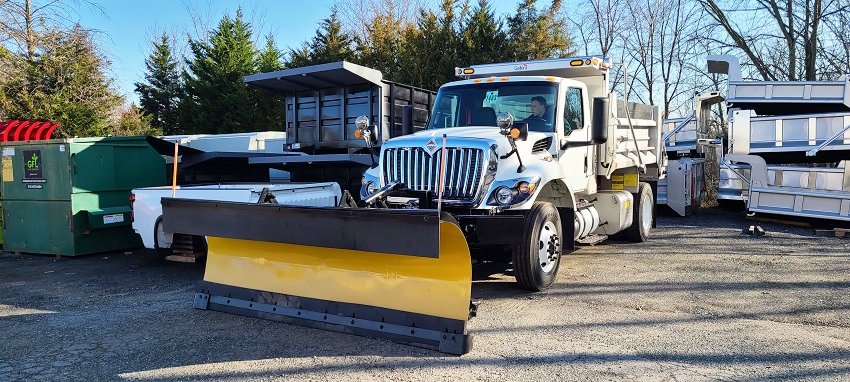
[
  {"xmin": 401, "ymin": 0, "xmax": 463, "ymax": 90},
  {"xmin": 506, "ymin": 0, "xmax": 574, "ymax": 61},
  {"xmin": 135, "ymin": 33, "xmax": 182, "ymax": 134},
  {"xmin": 179, "ymin": 9, "xmax": 258, "ymax": 134},
  {"xmin": 1, "ymin": 26, "xmax": 121, "ymax": 137},
  {"xmin": 252, "ymin": 35, "xmax": 285, "ymax": 132},
  {"xmin": 355, "ymin": 10, "xmax": 407, "ymax": 80},
  {"xmin": 460, "ymin": 0, "xmax": 509, "ymax": 66},
  {"xmin": 287, "ymin": 7, "xmax": 355, "ymax": 67},
  {"xmin": 256, "ymin": 34, "xmax": 283, "ymax": 72}
]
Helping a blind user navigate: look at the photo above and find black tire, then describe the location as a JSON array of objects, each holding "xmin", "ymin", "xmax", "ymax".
[
  {"xmin": 513, "ymin": 202, "xmax": 563, "ymax": 291},
  {"xmin": 622, "ymin": 182, "xmax": 654, "ymax": 242},
  {"xmin": 153, "ymin": 218, "xmax": 173, "ymax": 257}
]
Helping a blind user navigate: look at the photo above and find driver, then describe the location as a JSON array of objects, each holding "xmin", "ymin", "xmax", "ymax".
[{"xmin": 524, "ymin": 96, "xmax": 551, "ymax": 131}]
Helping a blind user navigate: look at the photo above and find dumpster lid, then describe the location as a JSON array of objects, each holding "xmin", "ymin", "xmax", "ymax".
[{"xmin": 244, "ymin": 61, "xmax": 384, "ymax": 94}]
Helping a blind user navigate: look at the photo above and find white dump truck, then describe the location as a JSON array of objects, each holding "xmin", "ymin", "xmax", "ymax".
[
  {"xmin": 358, "ymin": 57, "xmax": 665, "ymax": 290},
  {"xmin": 160, "ymin": 57, "xmax": 665, "ymax": 354}
]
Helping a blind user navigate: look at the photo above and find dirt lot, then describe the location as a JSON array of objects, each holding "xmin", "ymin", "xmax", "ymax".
[{"xmin": 2, "ymin": 209, "xmax": 850, "ymax": 381}]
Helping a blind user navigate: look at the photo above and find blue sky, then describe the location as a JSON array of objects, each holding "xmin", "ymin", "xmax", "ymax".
[{"xmin": 74, "ymin": 0, "xmax": 520, "ymax": 104}]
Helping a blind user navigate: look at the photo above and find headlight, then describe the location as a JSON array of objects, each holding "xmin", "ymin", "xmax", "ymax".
[
  {"xmin": 365, "ymin": 181, "xmax": 378, "ymax": 194},
  {"xmin": 360, "ymin": 173, "xmax": 381, "ymax": 200},
  {"xmin": 495, "ymin": 186, "xmax": 514, "ymax": 205},
  {"xmin": 487, "ymin": 177, "xmax": 541, "ymax": 207}
]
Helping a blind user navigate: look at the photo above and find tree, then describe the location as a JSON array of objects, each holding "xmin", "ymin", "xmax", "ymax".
[
  {"xmin": 288, "ymin": 7, "xmax": 355, "ymax": 67},
  {"xmin": 400, "ymin": 0, "xmax": 463, "ymax": 89},
  {"xmin": 179, "ymin": 9, "xmax": 258, "ymax": 134},
  {"xmin": 1, "ymin": 26, "xmax": 120, "ymax": 137},
  {"xmin": 698, "ymin": 0, "xmax": 848, "ymax": 81},
  {"xmin": 354, "ymin": 7, "xmax": 409, "ymax": 80},
  {"xmin": 506, "ymin": 0, "xmax": 574, "ymax": 61},
  {"xmin": 112, "ymin": 103, "xmax": 157, "ymax": 136},
  {"xmin": 459, "ymin": 0, "xmax": 509, "ymax": 66},
  {"xmin": 1, "ymin": 0, "xmax": 102, "ymax": 61},
  {"xmin": 252, "ymin": 34, "xmax": 285, "ymax": 131},
  {"xmin": 135, "ymin": 33, "xmax": 182, "ymax": 134}
]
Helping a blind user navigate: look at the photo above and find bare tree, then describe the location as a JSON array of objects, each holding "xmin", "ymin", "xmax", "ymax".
[
  {"xmin": 698, "ymin": 0, "xmax": 848, "ymax": 81},
  {"xmin": 337, "ymin": 0, "xmax": 430, "ymax": 41},
  {"xmin": 0, "ymin": 0, "xmax": 102, "ymax": 60},
  {"xmin": 621, "ymin": 0, "xmax": 702, "ymax": 117}
]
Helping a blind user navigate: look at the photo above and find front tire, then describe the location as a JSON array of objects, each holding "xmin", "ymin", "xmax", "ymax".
[
  {"xmin": 622, "ymin": 182, "xmax": 654, "ymax": 242},
  {"xmin": 513, "ymin": 202, "xmax": 563, "ymax": 291}
]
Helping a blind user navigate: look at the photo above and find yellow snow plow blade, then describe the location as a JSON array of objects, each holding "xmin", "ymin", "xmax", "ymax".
[
  {"xmin": 203, "ymin": 221, "xmax": 471, "ymax": 320},
  {"xmin": 161, "ymin": 198, "xmax": 475, "ymax": 354}
]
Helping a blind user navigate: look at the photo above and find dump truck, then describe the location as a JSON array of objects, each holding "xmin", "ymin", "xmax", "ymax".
[{"xmin": 161, "ymin": 57, "xmax": 664, "ymax": 355}]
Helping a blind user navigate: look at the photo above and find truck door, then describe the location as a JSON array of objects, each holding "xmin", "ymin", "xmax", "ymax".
[{"xmin": 558, "ymin": 84, "xmax": 592, "ymax": 192}]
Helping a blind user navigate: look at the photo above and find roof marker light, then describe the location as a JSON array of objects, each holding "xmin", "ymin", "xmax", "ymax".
[
  {"xmin": 569, "ymin": 59, "xmax": 584, "ymax": 67},
  {"xmin": 463, "ymin": 68, "xmax": 475, "ymax": 74}
]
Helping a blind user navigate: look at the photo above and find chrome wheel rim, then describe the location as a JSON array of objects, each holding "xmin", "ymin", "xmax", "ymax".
[{"xmin": 537, "ymin": 221, "xmax": 560, "ymax": 273}]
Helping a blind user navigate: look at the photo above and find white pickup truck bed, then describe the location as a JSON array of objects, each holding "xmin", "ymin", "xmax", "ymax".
[{"xmin": 132, "ymin": 182, "xmax": 342, "ymax": 252}]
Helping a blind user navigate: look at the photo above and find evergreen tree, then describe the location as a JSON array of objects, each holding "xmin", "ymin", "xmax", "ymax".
[
  {"xmin": 0, "ymin": 26, "xmax": 121, "ymax": 137},
  {"xmin": 287, "ymin": 8, "xmax": 355, "ymax": 67},
  {"xmin": 135, "ymin": 33, "xmax": 182, "ymax": 134},
  {"xmin": 460, "ymin": 0, "xmax": 509, "ymax": 66},
  {"xmin": 401, "ymin": 0, "xmax": 463, "ymax": 90},
  {"xmin": 355, "ymin": 10, "xmax": 407, "ymax": 81},
  {"xmin": 256, "ymin": 34, "xmax": 283, "ymax": 72},
  {"xmin": 506, "ymin": 0, "xmax": 574, "ymax": 61},
  {"xmin": 286, "ymin": 44, "xmax": 313, "ymax": 68},
  {"xmin": 252, "ymin": 35, "xmax": 285, "ymax": 131},
  {"xmin": 179, "ymin": 9, "xmax": 258, "ymax": 134}
]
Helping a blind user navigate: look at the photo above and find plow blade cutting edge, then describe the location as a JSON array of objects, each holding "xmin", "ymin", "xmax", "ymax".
[{"xmin": 162, "ymin": 198, "xmax": 474, "ymax": 354}]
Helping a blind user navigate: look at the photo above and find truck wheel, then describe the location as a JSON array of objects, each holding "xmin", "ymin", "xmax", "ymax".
[
  {"xmin": 513, "ymin": 202, "xmax": 562, "ymax": 291},
  {"xmin": 622, "ymin": 182, "xmax": 654, "ymax": 242},
  {"xmin": 154, "ymin": 218, "xmax": 173, "ymax": 257}
]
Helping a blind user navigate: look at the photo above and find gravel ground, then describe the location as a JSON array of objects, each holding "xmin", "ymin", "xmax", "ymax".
[{"xmin": 1, "ymin": 209, "xmax": 850, "ymax": 381}]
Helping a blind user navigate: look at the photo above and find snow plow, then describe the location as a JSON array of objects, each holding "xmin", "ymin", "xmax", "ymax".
[{"xmin": 162, "ymin": 199, "xmax": 474, "ymax": 354}]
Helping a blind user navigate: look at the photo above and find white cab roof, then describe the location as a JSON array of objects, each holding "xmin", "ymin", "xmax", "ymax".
[{"xmin": 456, "ymin": 57, "xmax": 609, "ymax": 80}]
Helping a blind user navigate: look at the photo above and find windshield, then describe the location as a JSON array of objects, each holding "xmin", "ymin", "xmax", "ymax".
[{"xmin": 427, "ymin": 82, "xmax": 558, "ymax": 132}]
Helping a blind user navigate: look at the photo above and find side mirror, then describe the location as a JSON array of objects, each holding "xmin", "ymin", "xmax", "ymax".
[
  {"xmin": 496, "ymin": 112, "xmax": 528, "ymax": 141},
  {"xmin": 590, "ymin": 97, "xmax": 608, "ymax": 144},
  {"xmin": 354, "ymin": 115, "xmax": 374, "ymax": 147}
]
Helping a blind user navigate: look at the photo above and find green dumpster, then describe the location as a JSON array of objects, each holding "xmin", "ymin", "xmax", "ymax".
[{"xmin": 1, "ymin": 137, "xmax": 167, "ymax": 256}]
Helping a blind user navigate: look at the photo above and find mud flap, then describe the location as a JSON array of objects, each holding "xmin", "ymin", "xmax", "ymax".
[{"xmin": 163, "ymin": 198, "xmax": 474, "ymax": 355}]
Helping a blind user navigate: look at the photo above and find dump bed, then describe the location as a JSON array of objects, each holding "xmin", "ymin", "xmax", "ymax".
[
  {"xmin": 244, "ymin": 61, "xmax": 435, "ymax": 152},
  {"xmin": 600, "ymin": 99, "xmax": 663, "ymax": 176},
  {"xmin": 729, "ymin": 110, "xmax": 850, "ymax": 162},
  {"xmin": 728, "ymin": 78, "xmax": 850, "ymax": 115}
]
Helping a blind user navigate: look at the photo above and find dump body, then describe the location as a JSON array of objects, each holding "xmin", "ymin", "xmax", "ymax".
[
  {"xmin": 244, "ymin": 61, "xmax": 436, "ymax": 196},
  {"xmin": 708, "ymin": 55, "xmax": 850, "ymax": 222},
  {"xmin": 1, "ymin": 137, "xmax": 166, "ymax": 256}
]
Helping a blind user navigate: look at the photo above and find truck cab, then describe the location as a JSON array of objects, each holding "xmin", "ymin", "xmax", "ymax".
[{"xmin": 359, "ymin": 57, "xmax": 664, "ymax": 290}]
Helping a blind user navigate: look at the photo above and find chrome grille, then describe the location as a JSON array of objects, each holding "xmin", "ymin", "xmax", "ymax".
[{"xmin": 383, "ymin": 147, "xmax": 485, "ymax": 200}]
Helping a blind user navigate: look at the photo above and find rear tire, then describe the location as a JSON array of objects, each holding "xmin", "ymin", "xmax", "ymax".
[
  {"xmin": 622, "ymin": 182, "xmax": 653, "ymax": 242},
  {"xmin": 513, "ymin": 202, "xmax": 562, "ymax": 291},
  {"xmin": 153, "ymin": 218, "xmax": 173, "ymax": 257}
]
